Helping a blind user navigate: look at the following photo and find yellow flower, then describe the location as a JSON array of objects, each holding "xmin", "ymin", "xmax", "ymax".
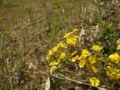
[
  {"xmin": 66, "ymin": 36, "xmax": 78, "ymax": 45},
  {"xmin": 106, "ymin": 66, "xmax": 114, "ymax": 76},
  {"xmin": 71, "ymin": 55, "xmax": 79, "ymax": 62},
  {"xmin": 106, "ymin": 66, "xmax": 112, "ymax": 71},
  {"xmin": 116, "ymin": 73, "xmax": 120, "ymax": 80},
  {"xmin": 78, "ymin": 49, "xmax": 91, "ymax": 67},
  {"xmin": 91, "ymin": 45, "xmax": 103, "ymax": 51},
  {"xmin": 49, "ymin": 60, "xmax": 60, "ymax": 73},
  {"xmin": 46, "ymin": 55, "xmax": 51, "ymax": 60},
  {"xmin": 60, "ymin": 52, "xmax": 66, "ymax": 59},
  {"xmin": 117, "ymin": 45, "xmax": 120, "ymax": 50},
  {"xmin": 52, "ymin": 46, "xmax": 59, "ymax": 52},
  {"xmin": 89, "ymin": 77, "xmax": 100, "ymax": 86},
  {"xmin": 64, "ymin": 32, "xmax": 72, "ymax": 38},
  {"xmin": 86, "ymin": 64, "xmax": 97, "ymax": 73},
  {"xmin": 78, "ymin": 55, "xmax": 87, "ymax": 61},
  {"xmin": 58, "ymin": 42, "xmax": 67, "ymax": 48},
  {"xmin": 91, "ymin": 65, "xmax": 97, "ymax": 73},
  {"xmin": 49, "ymin": 66, "xmax": 57, "ymax": 73},
  {"xmin": 72, "ymin": 28, "xmax": 78, "ymax": 33},
  {"xmin": 109, "ymin": 71, "xmax": 116, "ymax": 80},
  {"xmin": 64, "ymin": 28, "xmax": 78, "ymax": 38},
  {"xmin": 116, "ymin": 69, "xmax": 120, "ymax": 73},
  {"xmin": 106, "ymin": 71, "xmax": 111, "ymax": 76},
  {"xmin": 48, "ymin": 50, "xmax": 53, "ymax": 55},
  {"xmin": 81, "ymin": 49, "xmax": 91, "ymax": 57},
  {"xmin": 49, "ymin": 60, "xmax": 60, "ymax": 66},
  {"xmin": 79, "ymin": 59, "xmax": 86, "ymax": 68},
  {"xmin": 88, "ymin": 56, "xmax": 96, "ymax": 64},
  {"xmin": 109, "ymin": 53, "xmax": 120, "ymax": 63}
]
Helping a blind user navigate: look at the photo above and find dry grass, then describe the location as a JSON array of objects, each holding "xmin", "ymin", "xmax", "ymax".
[{"xmin": 0, "ymin": 0, "xmax": 120, "ymax": 90}]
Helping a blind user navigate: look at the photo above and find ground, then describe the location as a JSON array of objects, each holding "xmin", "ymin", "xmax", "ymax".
[{"xmin": 0, "ymin": 0, "xmax": 120, "ymax": 90}]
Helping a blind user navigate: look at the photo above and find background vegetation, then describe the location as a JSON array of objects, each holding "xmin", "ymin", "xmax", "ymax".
[{"xmin": 0, "ymin": 0, "xmax": 120, "ymax": 90}]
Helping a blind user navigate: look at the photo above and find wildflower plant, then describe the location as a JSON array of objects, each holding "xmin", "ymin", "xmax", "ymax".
[
  {"xmin": 46, "ymin": 28, "xmax": 79, "ymax": 73},
  {"xmin": 46, "ymin": 28, "xmax": 120, "ymax": 89}
]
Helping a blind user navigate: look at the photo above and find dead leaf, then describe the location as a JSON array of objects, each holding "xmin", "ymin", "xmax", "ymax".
[
  {"xmin": 116, "ymin": 38, "xmax": 120, "ymax": 45},
  {"xmin": 45, "ymin": 77, "xmax": 50, "ymax": 90}
]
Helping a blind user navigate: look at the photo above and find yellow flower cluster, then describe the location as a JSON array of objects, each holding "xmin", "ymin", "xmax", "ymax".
[
  {"xmin": 78, "ymin": 49, "xmax": 91, "ymax": 68},
  {"xmin": 70, "ymin": 45, "xmax": 103, "ymax": 73},
  {"xmin": 46, "ymin": 41, "xmax": 67, "ymax": 73},
  {"xmin": 46, "ymin": 44, "xmax": 102, "ymax": 75},
  {"xmin": 46, "ymin": 29, "xmax": 79, "ymax": 73},
  {"xmin": 104, "ymin": 45, "xmax": 120, "ymax": 80},
  {"xmin": 78, "ymin": 48, "xmax": 102, "ymax": 73},
  {"xmin": 64, "ymin": 29, "xmax": 79, "ymax": 45},
  {"xmin": 106, "ymin": 65, "xmax": 120, "ymax": 80},
  {"xmin": 106, "ymin": 48, "xmax": 120, "ymax": 80},
  {"xmin": 46, "ymin": 27, "xmax": 120, "ymax": 87}
]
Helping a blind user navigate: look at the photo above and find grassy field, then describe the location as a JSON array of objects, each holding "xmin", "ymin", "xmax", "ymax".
[{"xmin": 0, "ymin": 0, "xmax": 120, "ymax": 90}]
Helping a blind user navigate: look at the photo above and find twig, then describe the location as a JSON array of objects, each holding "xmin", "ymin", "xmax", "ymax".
[{"xmin": 50, "ymin": 73, "xmax": 107, "ymax": 90}]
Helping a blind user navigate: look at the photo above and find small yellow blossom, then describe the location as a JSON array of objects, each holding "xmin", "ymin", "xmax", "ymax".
[
  {"xmin": 64, "ymin": 32, "xmax": 72, "ymax": 38},
  {"xmin": 64, "ymin": 28, "xmax": 78, "ymax": 38},
  {"xmin": 48, "ymin": 50, "xmax": 53, "ymax": 55},
  {"xmin": 109, "ymin": 71, "xmax": 116, "ymax": 80},
  {"xmin": 81, "ymin": 49, "xmax": 91, "ymax": 57},
  {"xmin": 86, "ymin": 64, "xmax": 97, "ymax": 73},
  {"xmin": 79, "ymin": 59, "xmax": 86, "ymax": 68},
  {"xmin": 49, "ymin": 66, "xmax": 57, "ymax": 73},
  {"xmin": 58, "ymin": 42, "xmax": 67, "ymax": 48},
  {"xmin": 46, "ymin": 55, "xmax": 51, "ymax": 60},
  {"xmin": 72, "ymin": 28, "xmax": 78, "ymax": 33},
  {"xmin": 60, "ymin": 52, "xmax": 66, "ymax": 59},
  {"xmin": 109, "ymin": 53, "xmax": 120, "ymax": 63},
  {"xmin": 91, "ymin": 65, "xmax": 97, "ymax": 73},
  {"xmin": 78, "ymin": 55, "xmax": 84, "ymax": 60},
  {"xmin": 106, "ymin": 66, "xmax": 112, "ymax": 71},
  {"xmin": 116, "ymin": 73, "xmax": 120, "ymax": 80},
  {"xmin": 117, "ymin": 45, "xmax": 120, "ymax": 50},
  {"xmin": 106, "ymin": 71, "xmax": 111, "ymax": 76},
  {"xmin": 71, "ymin": 55, "xmax": 79, "ymax": 62},
  {"xmin": 66, "ymin": 38, "xmax": 73, "ymax": 45},
  {"xmin": 88, "ymin": 56, "xmax": 96, "ymax": 64},
  {"xmin": 49, "ymin": 60, "xmax": 60, "ymax": 66},
  {"xmin": 116, "ymin": 69, "xmax": 119, "ymax": 73},
  {"xmin": 52, "ymin": 46, "xmax": 59, "ymax": 52},
  {"xmin": 106, "ymin": 66, "xmax": 114, "ymax": 76},
  {"xmin": 66, "ymin": 36, "xmax": 78, "ymax": 45},
  {"xmin": 106, "ymin": 68, "xmax": 120, "ymax": 80},
  {"xmin": 89, "ymin": 77, "xmax": 100, "ymax": 86},
  {"xmin": 91, "ymin": 45, "xmax": 103, "ymax": 51}
]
